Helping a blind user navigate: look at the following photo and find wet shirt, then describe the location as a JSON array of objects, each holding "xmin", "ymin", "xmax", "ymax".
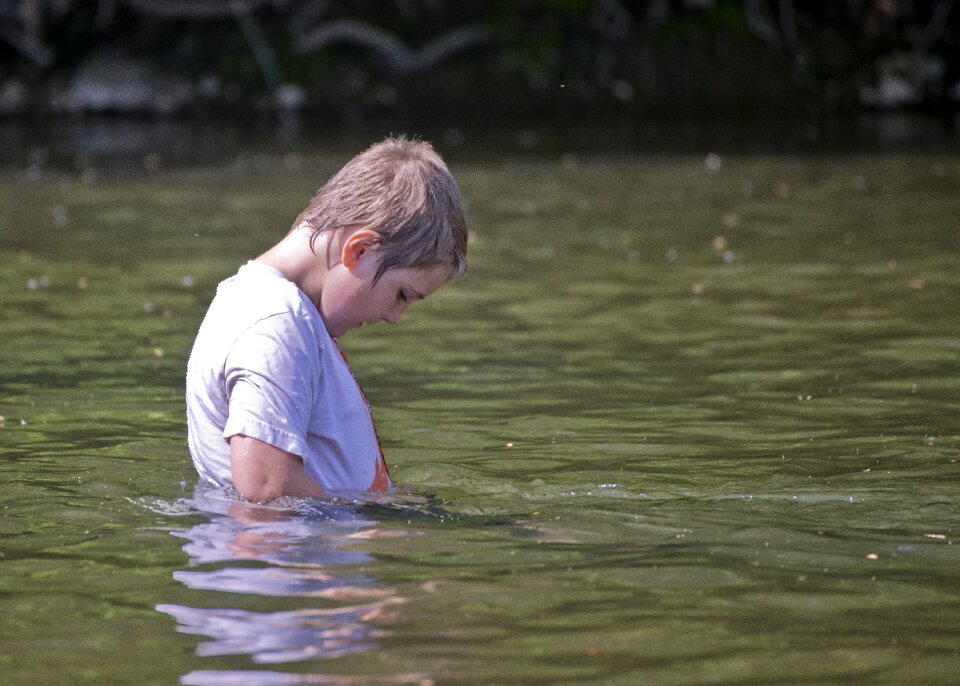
[{"xmin": 186, "ymin": 261, "xmax": 390, "ymax": 494}]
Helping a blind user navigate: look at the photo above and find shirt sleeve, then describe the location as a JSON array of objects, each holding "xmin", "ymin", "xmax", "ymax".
[{"xmin": 222, "ymin": 313, "xmax": 319, "ymax": 457}]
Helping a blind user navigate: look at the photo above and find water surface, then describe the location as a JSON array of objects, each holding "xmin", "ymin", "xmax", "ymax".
[{"xmin": 1, "ymin": 133, "xmax": 958, "ymax": 684}]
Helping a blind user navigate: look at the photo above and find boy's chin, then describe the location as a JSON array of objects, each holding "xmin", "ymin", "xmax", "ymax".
[
  {"xmin": 320, "ymin": 314, "xmax": 348, "ymax": 338},
  {"xmin": 331, "ymin": 323, "xmax": 361, "ymax": 338}
]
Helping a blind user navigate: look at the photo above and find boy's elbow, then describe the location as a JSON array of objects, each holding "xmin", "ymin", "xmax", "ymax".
[
  {"xmin": 230, "ymin": 435, "xmax": 323, "ymax": 501},
  {"xmin": 230, "ymin": 436, "xmax": 288, "ymax": 502},
  {"xmin": 233, "ymin": 471, "xmax": 283, "ymax": 503}
]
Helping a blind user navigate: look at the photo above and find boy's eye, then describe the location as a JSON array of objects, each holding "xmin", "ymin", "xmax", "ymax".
[{"xmin": 398, "ymin": 290, "xmax": 409, "ymax": 303}]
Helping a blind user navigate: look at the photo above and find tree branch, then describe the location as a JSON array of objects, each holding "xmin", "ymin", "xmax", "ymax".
[
  {"xmin": 231, "ymin": 0, "xmax": 282, "ymax": 91},
  {"xmin": 914, "ymin": 0, "xmax": 956, "ymax": 56},
  {"xmin": 777, "ymin": 0, "xmax": 798, "ymax": 54},
  {"xmin": 0, "ymin": 21, "xmax": 54, "ymax": 67},
  {"xmin": 121, "ymin": 0, "xmax": 272, "ymax": 19},
  {"xmin": 744, "ymin": 0, "xmax": 781, "ymax": 50},
  {"xmin": 295, "ymin": 19, "xmax": 496, "ymax": 74}
]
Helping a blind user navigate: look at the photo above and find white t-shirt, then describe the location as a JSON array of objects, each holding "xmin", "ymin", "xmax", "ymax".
[{"xmin": 186, "ymin": 261, "xmax": 390, "ymax": 494}]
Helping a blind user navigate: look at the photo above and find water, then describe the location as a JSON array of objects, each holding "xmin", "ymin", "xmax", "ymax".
[{"xmin": 1, "ymin": 129, "xmax": 959, "ymax": 684}]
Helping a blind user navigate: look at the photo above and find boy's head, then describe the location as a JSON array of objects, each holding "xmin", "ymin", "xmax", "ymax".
[{"xmin": 295, "ymin": 136, "xmax": 467, "ymax": 282}]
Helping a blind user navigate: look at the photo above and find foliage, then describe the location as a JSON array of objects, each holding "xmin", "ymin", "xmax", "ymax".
[{"xmin": 0, "ymin": 0, "xmax": 957, "ymax": 115}]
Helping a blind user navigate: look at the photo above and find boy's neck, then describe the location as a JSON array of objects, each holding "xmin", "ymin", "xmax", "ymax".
[{"xmin": 256, "ymin": 227, "xmax": 332, "ymax": 305}]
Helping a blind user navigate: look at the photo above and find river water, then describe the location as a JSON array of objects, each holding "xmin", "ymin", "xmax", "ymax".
[{"xmin": 1, "ymin": 121, "xmax": 958, "ymax": 684}]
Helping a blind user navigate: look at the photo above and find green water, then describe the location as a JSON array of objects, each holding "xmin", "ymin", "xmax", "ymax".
[{"xmin": 1, "ymin": 137, "xmax": 959, "ymax": 685}]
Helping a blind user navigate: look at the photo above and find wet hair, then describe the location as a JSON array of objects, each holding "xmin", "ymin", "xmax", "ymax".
[{"xmin": 294, "ymin": 136, "xmax": 467, "ymax": 282}]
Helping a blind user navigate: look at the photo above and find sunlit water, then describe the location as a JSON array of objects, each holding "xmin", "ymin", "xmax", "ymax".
[{"xmin": 1, "ymin": 129, "xmax": 959, "ymax": 685}]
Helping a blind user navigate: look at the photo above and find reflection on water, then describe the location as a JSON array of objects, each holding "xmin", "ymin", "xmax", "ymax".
[
  {"xmin": 180, "ymin": 670, "xmax": 436, "ymax": 686},
  {"xmin": 159, "ymin": 487, "xmax": 410, "ymax": 683}
]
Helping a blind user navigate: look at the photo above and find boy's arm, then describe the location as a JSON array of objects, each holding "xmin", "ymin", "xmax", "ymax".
[{"xmin": 229, "ymin": 434, "xmax": 325, "ymax": 502}]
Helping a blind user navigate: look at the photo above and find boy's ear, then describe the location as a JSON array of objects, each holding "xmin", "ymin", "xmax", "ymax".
[{"xmin": 341, "ymin": 228, "xmax": 381, "ymax": 270}]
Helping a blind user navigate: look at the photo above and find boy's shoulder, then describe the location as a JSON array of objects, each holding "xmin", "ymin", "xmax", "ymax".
[{"xmin": 208, "ymin": 261, "xmax": 325, "ymax": 338}]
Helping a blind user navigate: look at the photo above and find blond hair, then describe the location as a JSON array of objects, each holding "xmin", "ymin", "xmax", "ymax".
[{"xmin": 295, "ymin": 136, "xmax": 467, "ymax": 282}]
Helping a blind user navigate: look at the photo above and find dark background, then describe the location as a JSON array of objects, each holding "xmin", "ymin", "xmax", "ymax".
[{"xmin": 2, "ymin": 0, "xmax": 958, "ymax": 122}]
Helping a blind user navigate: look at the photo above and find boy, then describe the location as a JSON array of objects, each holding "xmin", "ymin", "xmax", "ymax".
[{"xmin": 186, "ymin": 137, "xmax": 467, "ymax": 502}]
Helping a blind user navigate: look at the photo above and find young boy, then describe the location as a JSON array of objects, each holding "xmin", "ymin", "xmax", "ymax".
[{"xmin": 186, "ymin": 137, "xmax": 467, "ymax": 502}]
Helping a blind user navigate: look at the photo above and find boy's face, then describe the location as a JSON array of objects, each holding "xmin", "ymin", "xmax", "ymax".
[{"xmin": 319, "ymin": 250, "xmax": 451, "ymax": 338}]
